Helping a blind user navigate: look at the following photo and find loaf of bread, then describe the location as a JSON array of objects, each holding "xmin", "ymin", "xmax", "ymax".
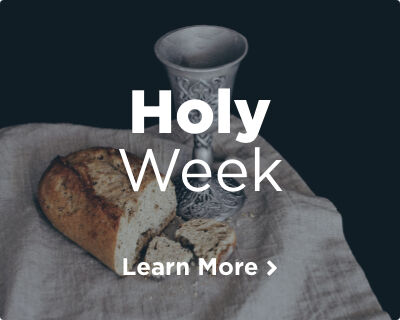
[
  {"xmin": 175, "ymin": 219, "xmax": 236, "ymax": 265},
  {"xmin": 38, "ymin": 147, "xmax": 176, "ymax": 276}
]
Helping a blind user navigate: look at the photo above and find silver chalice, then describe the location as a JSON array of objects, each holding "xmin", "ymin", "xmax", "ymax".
[{"xmin": 155, "ymin": 25, "xmax": 247, "ymax": 221}]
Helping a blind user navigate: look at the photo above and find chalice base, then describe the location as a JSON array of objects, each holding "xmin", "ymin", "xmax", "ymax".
[{"xmin": 173, "ymin": 175, "xmax": 246, "ymax": 221}]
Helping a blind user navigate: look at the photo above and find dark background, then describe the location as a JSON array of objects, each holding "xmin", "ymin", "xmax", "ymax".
[{"xmin": 1, "ymin": 0, "xmax": 399, "ymax": 318}]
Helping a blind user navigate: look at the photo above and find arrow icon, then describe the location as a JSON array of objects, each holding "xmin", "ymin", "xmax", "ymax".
[{"xmin": 266, "ymin": 260, "xmax": 277, "ymax": 276}]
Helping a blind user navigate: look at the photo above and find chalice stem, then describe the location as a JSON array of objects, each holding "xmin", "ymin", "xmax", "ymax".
[{"xmin": 193, "ymin": 133, "xmax": 213, "ymax": 182}]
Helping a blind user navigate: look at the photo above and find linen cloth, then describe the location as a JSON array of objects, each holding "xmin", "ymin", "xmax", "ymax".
[{"xmin": 0, "ymin": 117, "xmax": 389, "ymax": 320}]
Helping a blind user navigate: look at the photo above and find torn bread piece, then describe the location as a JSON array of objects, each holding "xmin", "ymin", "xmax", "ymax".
[
  {"xmin": 175, "ymin": 219, "xmax": 236, "ymax": 266},
  {"xmin": 144, "ymin": 236, "xmax": 193, "ymax": 278}
]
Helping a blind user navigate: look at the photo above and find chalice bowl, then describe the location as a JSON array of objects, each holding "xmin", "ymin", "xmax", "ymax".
[{"xmin": 155, "ymin": 25, "xmax": 248, "ymax": 221}]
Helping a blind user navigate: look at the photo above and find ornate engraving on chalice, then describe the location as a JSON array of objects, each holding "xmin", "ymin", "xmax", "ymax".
[
  {"xmin": 155, "ymin": 25, "xmax": 248, "ymax": 221},
  {"xmin": 176, "ymin": 75, "xmax": 224, "ymax": 168},
  {"xmin": 175, "ymin": 177, "xmax": 245, "ymax": 220}
]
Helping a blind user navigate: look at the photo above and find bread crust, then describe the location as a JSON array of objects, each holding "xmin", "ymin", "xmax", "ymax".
[{"xmin": 37, "ymin": 147, "xmax": 174, "ymax": 273}]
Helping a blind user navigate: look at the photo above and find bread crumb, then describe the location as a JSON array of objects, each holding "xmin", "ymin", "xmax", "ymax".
[{"xmin": 241, "ymin": 212, "xmax": 255, "ymax": 218}]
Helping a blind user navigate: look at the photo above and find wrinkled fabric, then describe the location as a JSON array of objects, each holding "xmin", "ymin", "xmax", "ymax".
[{"xmin": 0, "ymin": 117, "xmax": 389, "ymax": 320}]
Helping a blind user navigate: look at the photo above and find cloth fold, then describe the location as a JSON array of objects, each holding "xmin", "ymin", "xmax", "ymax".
[{"xmin": 0, "ymin": 117, "xmax": 389, "ymax": 320}]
